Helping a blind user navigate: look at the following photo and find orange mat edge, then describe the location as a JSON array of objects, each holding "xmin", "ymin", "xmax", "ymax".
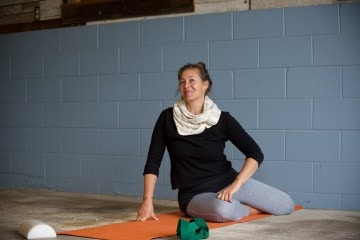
[{"xmin": 59, "ymin": 205, "xmax": 303, "ymax": 240}]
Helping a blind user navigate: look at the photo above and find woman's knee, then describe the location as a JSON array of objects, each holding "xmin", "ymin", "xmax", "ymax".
[
  {"xmin": 272, "ymin": 193, "xmax": 296, "ymax": 215},
  {"xmin": 187, "ymin": 194, "xmax": 249, "ymax": 222}
]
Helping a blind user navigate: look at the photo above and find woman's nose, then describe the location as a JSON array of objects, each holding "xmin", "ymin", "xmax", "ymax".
[{"xmin": 184, "ymin": 81, "xmax": 190, "ymax": 88}]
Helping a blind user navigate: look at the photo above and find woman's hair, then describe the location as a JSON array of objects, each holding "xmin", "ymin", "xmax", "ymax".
[{"xmin": 177, "ymin": 62, "xmax": 213, "ymax": 95}]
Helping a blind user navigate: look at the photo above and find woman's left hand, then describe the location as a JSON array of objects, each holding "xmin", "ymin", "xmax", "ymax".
[{"xmin": 217, "ymin": 180, "xmax": 243, "ymax": 203}]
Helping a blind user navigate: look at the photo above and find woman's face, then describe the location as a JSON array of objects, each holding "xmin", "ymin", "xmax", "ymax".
[{"xmin": 179, "ymin": 68, "xmax": 209, "ymax": 103}]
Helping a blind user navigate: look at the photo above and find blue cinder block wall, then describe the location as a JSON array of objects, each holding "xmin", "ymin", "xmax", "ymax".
[{"xmin": 0, "ymin": 3, "xmax": 359, "ymax": 210}]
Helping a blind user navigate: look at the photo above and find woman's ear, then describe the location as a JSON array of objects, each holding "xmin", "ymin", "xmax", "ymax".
[{"xmin": 203, "ymin": 79, "xmax": 209, "ymax": 89}]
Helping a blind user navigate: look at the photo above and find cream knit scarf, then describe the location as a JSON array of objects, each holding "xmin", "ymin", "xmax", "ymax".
[{"xmin": 173, "ymin": 96, "xmax": 221, "ymax": 136}]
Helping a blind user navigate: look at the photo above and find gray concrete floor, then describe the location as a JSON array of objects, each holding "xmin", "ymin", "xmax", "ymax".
[{"xmin": 0, "ymin": 188, "xmax": 359, "ymax": 240}]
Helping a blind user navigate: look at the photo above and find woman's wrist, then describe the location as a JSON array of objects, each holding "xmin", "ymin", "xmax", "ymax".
[{"xmin": 143, "ymin": 196, "xmax": 153, "ymax": 201}]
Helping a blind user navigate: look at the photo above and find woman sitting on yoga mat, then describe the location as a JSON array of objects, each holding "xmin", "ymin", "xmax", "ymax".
[{"xmin": 137, "ymin": 62, "xmax": 295, "ymax": 223}]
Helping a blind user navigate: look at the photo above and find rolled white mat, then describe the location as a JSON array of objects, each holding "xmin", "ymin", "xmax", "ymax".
[{"xmin": 18, "ymin": 220, "xmax": 57, "ymax": 239}]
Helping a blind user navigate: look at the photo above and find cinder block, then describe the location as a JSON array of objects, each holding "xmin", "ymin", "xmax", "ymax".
[
  {"xmin": 259, "ymin": 99, "xmax": 312, "ymax": 129},
  {"xmin": 285, "ymin": 4, "xmax": 339, "ymax": 36},
  {"xmin": 0, "ymin": 174, "xmax": 29, "ymax": 188},
  {"xmin": 45, "ymin": 154, "xmax": 80, "ymax": 179},
  {"xmin": 80, "ymin": 49, "xmax": 118, "ymax": 75},
  {"xmin": 341, "ymin": 195, "xmax": 360, "ymax": 210},
  {"xmin": 118, "ymin": 156, "xmax": 146, "ymax": 183},
  {"xmin": 286, "ymin": 131, "xmax": 340, "ymax": 162},
  {"xmin": 0, "ymin": 152, "xmax": 11, "ymax": 173},
  {"xmin": 340, "ymin": 3, "xmax": 360, "ymax": 34},
  {"xmin": 140, "ymin": 129, "xmax": 152, "ymax": 157},
  {"xmin": 141, "ymin": 17, "xmax": 183, "ymax": 45},
  {"xmin": 0, "ymin": 104, "xmax": 10, "ymax": 127},
  {"xmin": 259, "ymin": 161, "xmax": 313, "ymax": 192},
  {"xmin": 0, "ymin": 57, "xmax": 10, "ymax": 79},
  {"xmin": 209, "ymin": 70, "xmax": 233, "ymax": 100},
  {"xmin": 26, "ymin": 29, "xmax": 60, "ymax": 54},
  {"xmin": 314, "ymin": 163, "xmax": 360, "ymax": 194},
  {"xmin": 341, "ymin": 131, "xmax": 360, "ymax": 162},
  {"xmin": 44, "ymin": 52, "xmax": 79, "ymax": 77},
  {"xmin": 235, "ymin": 69, "xmax": 286, "ymax": 99},
  {"xmin": 290, "ymin": 192, "xmax": 341, "ymax": 209},
  {"xmin": 119, "ymin": 101, "xmax": 162, "ymax": 128},
  {"xmin": 27, "ymin": 128, "xmax": 61, "ymax": 153},
  {"xmin": 260, "ymin": 36, "xmax": 312, "ymax": 67},
  {"xmin": 81, "ymin": 155, "xmax": 119, "ymax": 181},
  {"xmin": 0, "ymin": 32, "xmax": 26, "ymax": 56},
  {"xmin": 61, "ymin": 129, "xmax": 99, "ymax": 154},
  {"xmin": 234, "ymin": 8, "xmax": 283, "ymax": 39},
  {"xmin": 99, "ymin": 129, "xmax": 139, "ymax": 155},
  {"xmin": 120, "ymin": 46, "xmax": 161, "ymax": 73},
  {"xmin": 287, "ymin": 67, "xmax": 341, "ymax": 98},
  {"xmin": 99, "ymin": 74, "xmax": 139, "ymax": 101},
  {"xmin": 49, "ymin": 179, "xmax": 98, "ymax": 194},
  {"xmin": 216, "ymin": 100, "xmax": 258, "ymax": 129},
  {"xmin": 313, "ymin": 35, "xmax": 360, "ymax": 66},
  {"xmin": 62, "ymin": 76, "xmax": 99, "ymax": 102},
  {"xmin": 141, "ymin": 72, "xmax": 179, "ymax": 100},
  {"xmin": 104, "ymin": 182, "xmax": 144, "ymax": 197},
  {"xmin": 12, "ymin": 152, "xmax": 44, "ymax": 177},
  {"xmin": 163, "ymin": 43, "xmax": 208, "ymax": 71},
  {"xmin": 99, "ymin": 21, "xmax": 139, "ymax": 49},
  {"xmin": 185, "ymin": 12, "xmax": 232, "ymax": 42},
  {"xmin": 61, "ymin": 25, "xmax": 97, "ymax": 51},
  {"xmin": 210, "ymin": 39, "xmax": 258, "ymax": 70},
  {"xmin": 342, "ymin": 66, "xmax": 360, "ymax": 97},
  {"xmin": 11, "ymin": 55, "xmax": 43, "ymax": 79},
  {"xmin": 246, "ymin": 130, "xmax": 285, "ymax": 161},
  {"xmin": 162, "ymin": 101, "xmax": 174, "ymax": 110},
  {"xmin": 44, "ymin": 103, "xmax": 78, "ymax": 127},
  {"xmin": 79, "ymin": 102, "xmax": 118, "ymax": 128},
  {"xmin": 314, "ymin": 99, "xmax": 360, "ymax": 129},
  {"xmin": 27, "ymin": 78, "xmax": 61, "ymax": 103},
  {"xmin": 10, "ymin": 104, "xmax": 43, "ymax": 127},
  {"xmin": 0, "ymin": 80, "xmax": 26, "ymax": 103},
  {"xmin": 0, "ymin": 128, "xmax": 26, "ymax": 152}
]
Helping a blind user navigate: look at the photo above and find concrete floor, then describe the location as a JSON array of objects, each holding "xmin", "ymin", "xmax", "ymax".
[{"xmin": 0, "ymin": 188, "xmax": 359, "ymax": 240}]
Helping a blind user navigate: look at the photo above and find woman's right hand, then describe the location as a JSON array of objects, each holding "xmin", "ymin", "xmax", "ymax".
[{"xmin": 136, "ymin": 198, "xmax": 159, "ymax": 221}]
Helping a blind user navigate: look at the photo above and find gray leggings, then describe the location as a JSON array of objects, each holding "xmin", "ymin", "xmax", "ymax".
[{"xmin": 186, "ymin": 178, "xmax": 295, "ymax": 223}]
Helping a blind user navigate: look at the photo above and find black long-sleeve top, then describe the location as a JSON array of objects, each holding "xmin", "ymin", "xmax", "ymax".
[{"xmin": 143, "ymin": 107, "xmax": 264, "ymax": 212}]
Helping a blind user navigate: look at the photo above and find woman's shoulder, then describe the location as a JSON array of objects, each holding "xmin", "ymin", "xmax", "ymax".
[
  {"xmin": 158, "ymin": 107, "xmax": 174, "ymax": 120},
  {"xmin": 219, "ymin": 111, "xmax": 230, "ymax": 121}
]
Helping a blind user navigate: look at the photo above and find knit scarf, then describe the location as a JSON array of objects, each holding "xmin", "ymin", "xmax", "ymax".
[{"xmin": 173, "ymin": 96, "xmax": 221, "ymax": 136}]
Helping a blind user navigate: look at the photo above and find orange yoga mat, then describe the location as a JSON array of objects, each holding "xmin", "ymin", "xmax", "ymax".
[{"xmin": 59, "ymin": 205, "xmax": 303, "ymax": 240}]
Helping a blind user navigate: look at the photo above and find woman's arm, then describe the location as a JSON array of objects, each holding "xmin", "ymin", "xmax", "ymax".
[
  {"xmin": 136, "ymin": 174, "xmax": 159, "ymax": 221},
  {"xmin": 217, "ymin": 157, "xmax": 258, "ymax": 203}
]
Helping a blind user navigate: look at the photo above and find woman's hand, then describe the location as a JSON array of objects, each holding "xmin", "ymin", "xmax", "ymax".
[
  {"xmin": 136, "ymin": 198, "xmax": 159, "ymax": 221},
  {"xmin": 217, "ymin": 179, "xmax": 243, "ymax": 203}
]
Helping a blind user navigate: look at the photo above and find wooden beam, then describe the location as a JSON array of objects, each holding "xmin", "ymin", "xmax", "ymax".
[
  {"xmin": 61, "ymin": 0, "xmax": 194, "ymax": 25},
  {"xmin": 0, "ymin": 18, "xmax": 82, "ymax": 34}
]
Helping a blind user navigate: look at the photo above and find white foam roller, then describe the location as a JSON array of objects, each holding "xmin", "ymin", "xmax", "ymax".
[{"xmin": 18, "ymin": 220, "xmax": 57, "ymax": 239}]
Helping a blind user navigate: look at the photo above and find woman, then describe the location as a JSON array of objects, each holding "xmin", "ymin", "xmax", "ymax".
[{"xmin": 137, "ymin": 62, "xmax": 295, "ymax": 223}]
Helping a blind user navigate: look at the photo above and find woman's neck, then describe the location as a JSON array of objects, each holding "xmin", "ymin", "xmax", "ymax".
[{"xmin": 185, "ymin": 97, "xmax": 205, "ymax": 115}]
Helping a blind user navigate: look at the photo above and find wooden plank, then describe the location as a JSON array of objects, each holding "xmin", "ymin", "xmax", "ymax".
[
  {"xmin": 0, "ymin": 11, "xmax": 35, "ymax": 25},
  {"xmin": 61, "ymin": 0, "xmax": 194, "ymax": 25},
  {"xmin": 40, "ymin": 0, "xmax": 62, "ymax": 20},
  {"xmin": 0, "ymin": 1, "xmax": 39, "ymax": 16},
  {"xmin": 0, "ymin": 18, "xmax": 79, "ymax": 34},
  {"xmin": 195, "ymin": 0, "xmax": 248, "ymax": 14},
  {"xmin": 0, "ymin": 0, "xmax": 38, "ymax": 7}
]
